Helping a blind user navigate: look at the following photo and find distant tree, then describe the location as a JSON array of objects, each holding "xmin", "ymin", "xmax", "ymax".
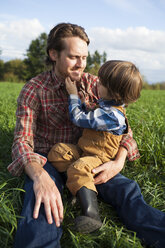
[
  {"xmin": 3, "ymin": 59, "xmax": 27, "ymax": 82},
  {"xmin": 85, "ymin": 50, "xmax": 107, "ymax": 75},
  {"xmin": 160, "ymin": 82, "xmax": 165, "ymax": 90},
  {"xmin": 141, "ymin": 75, "xmax": 151, "ymax": 89},
  {"xmin": 24, "ymin": 33, "xmax": 47, "ymax": 80},
  {"xmin": 0, "ymin": 59, "xmax": 4, "ymax": 81},
  {"xmin": 153, "ymin": 83, "xmax": 161, "ymax": 90},
  {"xmin": 88, "ymin": 62, "xmax": 101, "ymax": 76}
]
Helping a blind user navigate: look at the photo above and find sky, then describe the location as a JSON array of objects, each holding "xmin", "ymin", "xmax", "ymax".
[{"xmin": 0, "ymin": 0, "xmax": 165, "ymax": 83}]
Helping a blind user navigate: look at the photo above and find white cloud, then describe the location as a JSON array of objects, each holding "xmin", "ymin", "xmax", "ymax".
[
  {"xmin": 0, "ymin": 18, "xmax": 45, "ymax": 59},
  {"xmin": 88, "ymin": 26, "xmax": 165, "ymax": 82}
]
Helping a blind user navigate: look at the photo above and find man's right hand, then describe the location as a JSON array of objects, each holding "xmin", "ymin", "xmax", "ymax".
[{"xmin": 25, "ymin": 162, "xmax": 63, "ymax": 226}]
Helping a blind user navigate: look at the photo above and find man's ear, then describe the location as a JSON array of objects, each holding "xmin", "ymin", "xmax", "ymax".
[{"xmin": 49, "ymin": 49, "xmax": 58, "ymax": 61}]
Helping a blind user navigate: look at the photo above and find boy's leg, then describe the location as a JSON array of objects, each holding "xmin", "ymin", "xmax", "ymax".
[
  {"xmin": 48, "ymin": 143, "xmax": 81, "ymax": 172},
  {"xmin": 67, "ymin": 156, "xmax": 103, "ymax": 233},
  {"xmin": 97, "ymin": 173, "xmax": 165, "ymax": 248},
  {"xmin": 14, "ymin": 161, "xmax": 65, "ymax": 248},
  {"xmin": 66, "ymin": 156, "xmax": 102, "ymax": 195},
  {"xmin": 75, "ymin": 186, "xmax": 102, "ymax": 233}
]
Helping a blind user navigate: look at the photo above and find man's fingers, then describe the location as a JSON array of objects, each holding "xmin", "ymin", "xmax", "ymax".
[
  {"xmin": 94, "ymin": 170, "xmax": 108, "ymax": 185},
  {"xmin": 92, "ymin": 164, "xmax": 106, "ymax": 184},
  {"xmin": 92, "ymin": 164, "xmax": 104, "ymax": 174},
  {"xmin": 51, "ymin": 194, "xmax": 63, "ymax": 227},
  {"xmin": 56, "ymin": 194, "xmax": 64, "ymax": 221},
  {"xmin": 94, "ymin": 173, "xmax": 103, "ymax": 185},
  {"xmin": 33, "ymin": 197, "xmax": 41, "ymax": 219},
  {"xmin": 44, "ymin": 200, "xmax": 53, "ymax": 225},
  {"xmin": 51, "ymin": 201, "xmax": 60, "ymax": 226}
]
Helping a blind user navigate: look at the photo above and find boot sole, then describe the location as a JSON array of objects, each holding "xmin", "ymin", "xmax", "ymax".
[{"xmin": 75, "ymin": 216, "xmax": 102, "ymax": 234}]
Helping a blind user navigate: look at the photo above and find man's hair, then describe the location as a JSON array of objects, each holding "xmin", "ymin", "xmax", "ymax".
[
  {"xmin": 98, "ymin": 60, "xmax": 143, "ymax": 104},
  {"xmin": 46, "ymin": 23, "xmax": 90, "ymax": 66}
]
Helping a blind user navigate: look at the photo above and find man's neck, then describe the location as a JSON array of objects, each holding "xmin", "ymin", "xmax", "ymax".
[{"xmin": 53, "ymin": 69, "xmax": 65, "ymax": 84}]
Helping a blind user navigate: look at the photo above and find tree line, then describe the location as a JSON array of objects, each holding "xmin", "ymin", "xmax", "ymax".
[{"xmin": 0, "ymin": 33, "xmax": 164, "ymax": 90}]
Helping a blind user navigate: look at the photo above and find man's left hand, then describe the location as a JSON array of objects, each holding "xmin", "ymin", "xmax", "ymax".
[{"xmin": 92, "ymin": 146, "xmax": 127, "ymax": 184}]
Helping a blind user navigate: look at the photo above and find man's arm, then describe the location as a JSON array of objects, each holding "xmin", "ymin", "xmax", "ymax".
[
  {"xmin": 8, "ymin": 83, "xmax": 63, "ymax": 226},
  {"xmin": 120, "ymin": 126, "xmax": 140, "ymax": 161},
  {"xmin": 8, "ymin": 85, "xmax": 47, "ymax": 176}
]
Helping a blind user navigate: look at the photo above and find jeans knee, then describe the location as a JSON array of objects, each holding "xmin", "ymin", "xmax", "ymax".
[{"xmin": 123, "ymin": 179, "xmax": 142, "ymax": 202}]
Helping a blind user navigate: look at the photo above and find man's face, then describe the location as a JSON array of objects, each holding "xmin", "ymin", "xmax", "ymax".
[{"xmin": 50, "ymin": 37, "xmax": 88, "ymax": 81}]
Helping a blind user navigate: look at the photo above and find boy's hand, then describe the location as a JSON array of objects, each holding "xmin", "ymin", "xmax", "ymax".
[{"xmin": 65, "ymin": 77, "xmax": 78, "ymax": 95}]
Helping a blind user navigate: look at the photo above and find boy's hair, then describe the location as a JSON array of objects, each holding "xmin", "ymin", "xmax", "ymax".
[
  {"xmin": 46, "ymin": 23, "xmax": 90, "ymax": 66},
  {"xmin": 98, "ymin": 60, "xmax": 143, "ymax": 104}
]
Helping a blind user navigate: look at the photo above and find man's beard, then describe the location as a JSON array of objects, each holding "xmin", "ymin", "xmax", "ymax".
[{"xmin": 69, "ymin": 69, "xmax": 83, "ymax": 82}]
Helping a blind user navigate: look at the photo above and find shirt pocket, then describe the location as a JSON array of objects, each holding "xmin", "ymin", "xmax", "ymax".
[{"xmin": 47, "ymin": 103, "xmax": 69, "ymax": 129}]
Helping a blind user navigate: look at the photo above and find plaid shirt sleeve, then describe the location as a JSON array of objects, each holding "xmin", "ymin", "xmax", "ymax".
[{"xmin": 7, "ymin": 82, "xmax": 47, "ymax": 176}]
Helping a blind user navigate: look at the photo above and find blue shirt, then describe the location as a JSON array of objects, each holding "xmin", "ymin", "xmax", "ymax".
[{"xmin": 69, "ymin": 95, "xmax": 127, "ymax": 135}]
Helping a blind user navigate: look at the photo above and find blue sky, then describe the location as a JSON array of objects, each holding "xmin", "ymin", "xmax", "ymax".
[{"xmin": 0, "ymin": 0, "xmax": 165, "ymax": 83}]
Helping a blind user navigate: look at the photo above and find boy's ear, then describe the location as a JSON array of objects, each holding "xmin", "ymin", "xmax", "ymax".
[{"xmin": 49, "ymin": 49, "xmax": 58, "ymax": 61}]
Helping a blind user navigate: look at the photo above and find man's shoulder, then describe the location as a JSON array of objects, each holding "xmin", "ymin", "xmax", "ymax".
[
  {"xmin": 29, "ymin": 70, "xmax": 52, "ymax": 88},
  {"xmin": 18, "ymin": 71, "xmax": 52, "ymax": 104}
]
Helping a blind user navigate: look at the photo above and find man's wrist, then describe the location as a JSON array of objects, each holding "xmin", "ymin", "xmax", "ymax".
[
  {"xmin": 24, "ymin": 162, "xmax": 44, "ymax": 181},
  {"xmin": 116, "ymin": 146, "xmax": 127, "ymax": 163}
]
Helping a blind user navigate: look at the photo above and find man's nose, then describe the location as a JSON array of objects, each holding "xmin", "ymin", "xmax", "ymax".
[{"xmin": 76, "ymin": 58, "xmax": 83, "ymax": 67}]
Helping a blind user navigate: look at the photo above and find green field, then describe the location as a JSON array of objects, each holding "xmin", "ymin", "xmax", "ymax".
[{"xmin": 0, "ymin": 82, "xmax": 165, "ymax": 248}]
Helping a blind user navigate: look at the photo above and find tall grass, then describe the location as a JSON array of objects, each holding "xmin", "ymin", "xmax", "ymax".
[
  {"xmin": 0, "ymin": 83, "xmax": 25, "ymax": 247},
  {"xmin": 0, "ymin": 83, "xmax": 164, "ymax": 247}
]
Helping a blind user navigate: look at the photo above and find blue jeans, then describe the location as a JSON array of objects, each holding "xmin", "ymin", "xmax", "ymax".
[
  {"xmin": 97, "ymin": 174, "xmax": 165, "ymax": 248},
  {"xmin": 14, "ymin": 161, "xmax": 165, "ymax": 248}
]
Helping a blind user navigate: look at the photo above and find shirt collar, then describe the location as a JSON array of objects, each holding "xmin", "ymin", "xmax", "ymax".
[
  {"xmin": 51, "ymin": 71, "xmax": 87, "ymax": 92},
  {"xmin": 51, "ymin": 70, "xmax": 65, "ymax": 89},
  {"xmin": 98, "ymin": 98, "xmax": 124, "ymax": 109}
]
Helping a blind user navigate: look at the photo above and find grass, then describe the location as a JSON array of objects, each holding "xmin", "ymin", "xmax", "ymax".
[{"xmin": 0, "ymin": 82, "xmax": 165, "ymax": 247}]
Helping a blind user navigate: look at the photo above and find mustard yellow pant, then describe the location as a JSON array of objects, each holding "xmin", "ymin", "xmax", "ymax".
[{"xmin": 48, "ymin": 143, "xmax": 104, "ymax": 196}]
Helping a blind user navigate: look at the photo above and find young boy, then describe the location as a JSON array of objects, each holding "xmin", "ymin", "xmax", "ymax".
[{"xmin": 48, "ymin": 60, "xmax": 143, "ymax": 233}]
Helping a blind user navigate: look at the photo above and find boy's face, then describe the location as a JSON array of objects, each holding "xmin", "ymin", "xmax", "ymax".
[
  {"xmin": 49, "ymin": 37, "xmax": 88, "ymax": 81},
  {"xmin": 97, "ymin": 80, "xmax": 110, "ymax": 100}
]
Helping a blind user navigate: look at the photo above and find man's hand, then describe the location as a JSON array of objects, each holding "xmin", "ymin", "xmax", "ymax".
[
  {"xmin": 65, "ymin": 77, "xmax": 78, "ymax": 95},
  {"xmin": 92, "ymin": 146, "xmax": 127, "ymax": 184},
  {"xmin": 25, "ymin": 162, "xmax": 63, "ymax": 226}
]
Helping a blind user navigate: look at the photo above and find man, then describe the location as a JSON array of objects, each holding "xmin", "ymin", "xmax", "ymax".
[{"xmin": 8, "ymin": 23, "xmax": 165, "ymax": 248}]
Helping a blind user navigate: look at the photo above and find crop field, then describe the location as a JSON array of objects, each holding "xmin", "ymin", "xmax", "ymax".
[{"xmin": 0, "ymin": 82, "xmax": 165, "ymax": 248}]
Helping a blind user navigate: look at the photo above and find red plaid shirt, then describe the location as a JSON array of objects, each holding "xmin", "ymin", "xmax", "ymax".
[{"xmin": 7, "ymin": 70, "xmax": 140, "ymax": 176}]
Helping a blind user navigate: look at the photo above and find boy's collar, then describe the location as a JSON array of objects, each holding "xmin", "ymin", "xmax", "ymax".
[{"xmin": 98, "ymin": 98, "xmax": 123, "ymax": 107}]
